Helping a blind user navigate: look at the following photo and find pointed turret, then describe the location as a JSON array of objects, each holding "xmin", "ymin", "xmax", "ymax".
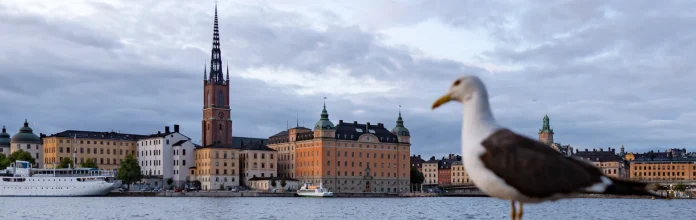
[
  {"xmin": 314, "ymin": 97, "xmax": 335, "ymax": 130},
  {"xmin": 538, "ymin": 114, "xmax": 554, "ymax": 145},
  {"xmin": 0, "ymin": 125, "xmax": 11, "ymax": 147},
  {"xmin": 226, "ymin": 62, "xmax": 230, "ymax": 81},
  {"xmin": 203, "ymin": 61, "xmax": 207, "ymax": 82},
  {"xmin": 391, "ymin": 106, "xmax": 410, "ymax": 137},
  {"xmin": 208, "ymin": 1, "xmax": 224, "ymax": 84}
]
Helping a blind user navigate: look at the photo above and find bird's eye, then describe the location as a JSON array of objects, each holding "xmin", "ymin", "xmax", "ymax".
[{"xmin": 453, "ymin": 79, "xmax": 461, "ymax": 86}]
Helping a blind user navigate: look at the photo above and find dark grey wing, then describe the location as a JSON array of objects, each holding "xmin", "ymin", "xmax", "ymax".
[{"xmin": 480, "ymin": 129, "xmax": 603, "ymax": 198}]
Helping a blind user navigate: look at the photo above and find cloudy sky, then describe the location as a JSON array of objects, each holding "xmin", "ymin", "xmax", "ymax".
[{"xmin": 1, "ymin": 0, "xmax": 694, "ymax": 158}]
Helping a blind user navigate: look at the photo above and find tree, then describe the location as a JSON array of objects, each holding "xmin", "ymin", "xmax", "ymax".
[
  {"xmin": 674, "ymin": 183, "xmax": 687, "ymax": 192},
  {"xmin": 410, "ymin": 167, "xmax": 425, "ymax": 192},
  {"xmin": 117, "ymin": 154, "xmax": 142, "ymax": 190},
  {"xmin": 271, "ymin": 177, "xmax": 277, "ymax": 189},
  {"xmin": 80, "ymin": 158, "xmax": 98, "ymax": 169},
  {"xmin": 0, "ymin": 153, "xmax": 9, "ymax": 170},
  {"xmin": 7, "ymin": 150, "xmax": 36, "ymax": 166},
  {"xmin": 56, "ymin": 158, "xmax": 74, "ymax": 168},
  {"xmin": 280, "ymin": 176, "xmax": 287, "ymax": 188},
  {"xmin": 167, "ymin": 178, "xmax": 174, "ymax": 188}
]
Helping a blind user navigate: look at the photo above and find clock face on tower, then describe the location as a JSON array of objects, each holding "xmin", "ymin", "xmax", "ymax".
[{"xmin": 218, "ymin": 112, "xmax": 224, "ymax": 119}]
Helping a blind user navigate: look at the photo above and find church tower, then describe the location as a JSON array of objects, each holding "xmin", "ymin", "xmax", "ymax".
[
  {"xmin": 202, "ymin": 3, "xmax": 232, "ymax": 146},
  {"xmin": 538, "ymin": 114, "xmax": 554, "ymax": 145}
]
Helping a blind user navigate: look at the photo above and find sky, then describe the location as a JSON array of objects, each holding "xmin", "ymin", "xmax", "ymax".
[{"xmin": 1, "ymin": 0, "xmax": 695, "ymax": 158}]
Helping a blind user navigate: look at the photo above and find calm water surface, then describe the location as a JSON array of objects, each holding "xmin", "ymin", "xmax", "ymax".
[{"xmin": 0, "ymin": 197, "xmax": 694, "ymax": 219}]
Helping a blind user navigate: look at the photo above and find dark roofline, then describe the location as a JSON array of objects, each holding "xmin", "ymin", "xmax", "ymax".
[
  {"xmin": 48, "ymin": 130, "xmax": 147, "ymax": 141},
  {"xmin": 248, "ymin": 177, "xmax": 299, "ymax": 181}
]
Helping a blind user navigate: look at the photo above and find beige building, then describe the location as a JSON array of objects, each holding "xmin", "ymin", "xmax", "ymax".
[
  {"xmin": 192, "ymin": 146, "xmax": 240, "ymax": 190},
  {"xmin": 10, "ymin": 120, "xmax": 44, "ymax": 168},
  {"xmin": 422, "ymin": 158, "xmax": 438, "ymax": 185},
  {"xmin": 267, "ymin": 103, "xmax": 411, "ymax": 193},
  {"xmin": 450, "ymin": 161, "xmax": 471, "ymax": 185},
  {"xmin": 248, "ymin": 177, "xmax": 300, "ymax": 191},
  {"xmin": 240, "ymin": 142, "xmax": 277, "ymax": 186},
  {"xmin": 42, "ymin": 130, "xmax": 144, "ymax": 170},
  {"xmin": 573, "ymin": 148, "xmax": 622, "ymax": 178}
]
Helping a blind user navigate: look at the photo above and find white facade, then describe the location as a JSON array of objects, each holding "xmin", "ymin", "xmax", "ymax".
[
  {"xmin": 137, "ymin": 127, "xmax": 193, "ymax": 188},
  {"xmin": 0, "ymin": 145, "xmax": 9, "ymax": 155},
  {"xmin": 172, "ymin": 141, "xmax": 195, "ymax": 187},
  {"xmin": 10, "ymin": 143, "xmax": 43, "ymax": 168},
  {"xmin": 248, "ymin": 178, "xmax": 299, "ymax": 191}
]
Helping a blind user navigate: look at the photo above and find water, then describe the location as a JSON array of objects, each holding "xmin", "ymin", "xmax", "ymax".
[{"xmin": 0, "ymin": 197, "xmax": 694, "ymax": 219}]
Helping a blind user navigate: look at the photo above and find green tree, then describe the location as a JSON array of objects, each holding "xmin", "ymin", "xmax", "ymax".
[
  {"xmin": 8, "ymin": 149, "xmax": 36, "ymax": 166},
  {"xmin": 674, "ymin": 183, "xmax": 687, "ymax": 192},
  {"xmin": 280, "ymin": 176, "xmax": 287, "ymax": 188},
  {"xmin": 0, "ymin": 153, "xmax": 9, "ymax": 170},
  {"xmin": 271, "ymin": 177, "xmax": 277, "ymax": 188},
  {"xmin": 167, "ymin": 178, "xmax": 174, "ymax": 188},
  {"xmin": 410, "ymin": 167, "xmax": 425, "ymax": 192},
  {"xmin": 80, "ymin": 158, "xmax": 98, "ymax": 169},
  {"xmin": 56, "ymin": 158, "xmax": 74, "ymax": 168},
  {"xmin": 117, "ymin": 154, "xmax": 142, "ymax": 190}
]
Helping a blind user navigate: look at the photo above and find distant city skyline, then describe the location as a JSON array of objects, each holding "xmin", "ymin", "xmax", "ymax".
[{"xmin": 1, "ymin": 0, "xmax": 695, "ymax": 158}]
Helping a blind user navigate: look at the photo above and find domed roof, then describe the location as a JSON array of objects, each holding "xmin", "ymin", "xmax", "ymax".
[
  {"xmin": 11, "ymin": 120, "xmax": 40, "ymax": 143},
  {"xmin": 314, "ymin": 101, "xmax": 335, "ymax": 130},
  {"xmin": 0, "ymin": 125, "xmax": 11, "ymax": 146},
  {"xmin": 391, "ymin": 111, "xmax": 410, "ymax": 136}
]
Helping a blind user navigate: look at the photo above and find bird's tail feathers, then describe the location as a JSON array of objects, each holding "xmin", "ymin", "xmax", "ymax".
[{"xmin": 605, "ymin": 177, "xmax": 665, "ymax": 199}]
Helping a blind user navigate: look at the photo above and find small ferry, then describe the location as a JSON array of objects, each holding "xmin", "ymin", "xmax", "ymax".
[
  {"xmin": 0, "ymin": 160, "xmax": 119, "ymax": 196},
  {"xmin": 296, "ymin": 182, "xmax": 333, "ymax": 197}
]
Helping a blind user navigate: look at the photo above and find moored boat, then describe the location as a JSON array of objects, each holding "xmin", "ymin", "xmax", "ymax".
[
  {"xmin": 0, "ymin": 160, "xmax": 118, "ymax": 196},
  {"xmin": 296, "ymin": 182, "xmax": 333, "ymax": 197}
]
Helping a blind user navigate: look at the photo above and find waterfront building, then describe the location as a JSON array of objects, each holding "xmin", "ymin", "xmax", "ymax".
[
  {"xmin": 538, "ymin": 114, "xmax": 554, "ymax": 145},
  {"xmin": 43, "ymin": 130, "xmax": 145, "ymax": 170},
  {"xmin": 573, "ymin": 148, "xmax": 622, "ymax": 178},
  {"xmin": 450, "ymin": 160, "xmax": 471, "ymax": 185},
  {"xmin": 437, "ymin": 154, "xmax": 460, "ymax": 186},
  {"xmin": 248, "ymin": 177, "xmax": 300, "ymax": 191},
  {"xmin": 240, "ymin": 141, "xmax": 277, "ymax": 186},
  {"xmin": 422, "ymin": 157, "xmax": 438, "ymax": 186},
  {"xmin": 629, "ymin": 157, "xmax": 696, "ymax": 181},
  {"xmin": 410, "ymin": 155, "xmax": 425, "ymax": 172},
  {"xmin": 137, "ymin": 125, "xmax": 195, "ymax": 188},
  {"xmin": 267, "ymin": 103, "xmax": 412, "ymax": 193},
  {"xmin": 0, "ymin": 126, "xmax": 10, "ymax": 154},
  {"xmin": 10, "ymin": 120, "xmax": 44, "ymax": 168}
]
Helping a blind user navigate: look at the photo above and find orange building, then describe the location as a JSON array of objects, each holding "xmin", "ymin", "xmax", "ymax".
[
  {"xmin": 629, "ymin": 158, "xmax": 696, "ymax": 181},
  {"xmin": 268, "ymin": 103, "xmax": 411, "ymax": 193}
]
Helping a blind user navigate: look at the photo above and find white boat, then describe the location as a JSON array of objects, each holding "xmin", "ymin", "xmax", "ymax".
[
  {"xmin": 0, "ymin": 160, "xmax": 118, "ymax": 197},
  {"xmin": 297, "ymin": 182, "xmax": 333, "ymax": 197}
]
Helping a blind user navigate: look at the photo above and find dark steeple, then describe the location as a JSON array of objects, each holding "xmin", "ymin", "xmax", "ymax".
[
  {"xmin": 391, "ymin": 105, "xmax": 410, "ymax": 136},
  {"xmin": 203, "ymin": 60, "xmax": 207, "ymax": 81},
  {"xmin": 208, "ymin": 2, "xmax": 225, "ymax": 84},
  {"xmin": 314, "ymin": 97, "xmax": 335, "ymax": 130},
  {"xmin": 226, "ymin": 62, "xmax": 230, "ymax": 81}
]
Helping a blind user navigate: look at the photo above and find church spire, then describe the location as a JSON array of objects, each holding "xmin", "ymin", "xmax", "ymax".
[
  {"xmin": 203, "ymin": 59, "xmax": 207, "ymax": 81},
  {"xmin": 540, "ymin": 114, "xmax": 553, "ymax": 134},
  {"xmin": 208, "ymin": 1, "xmax": 224, "ymax": 84},
  {"xmin": 226, "ymin": 61, "xmax": 229, "ymax": 81}
]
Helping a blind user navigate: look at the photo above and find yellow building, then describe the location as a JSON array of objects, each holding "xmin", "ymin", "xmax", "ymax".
[
  {"xmin": 422, "ymin": 158, "xmax": 438, "ymax": 186},
  {"xmin": 240, "ymin": 142, "xmax": 277, "ymax": 186},
  {"xmin": 450, "ymin": 161, "xmax": 471, "ymax": 185},
  {"xmin": 42, "ymin": 130, "xmax": 144, "ymax": 170},
  {"xmin": 572, "ymin": 148, "xmax": 623, "ymax": 178},
  {"xmin": 191, "ymin": 146, "xmax": 240, "ymax": 191},
  {"xmin": 629, "ymin": 158, "xmax": 696, "ymax": 181}
]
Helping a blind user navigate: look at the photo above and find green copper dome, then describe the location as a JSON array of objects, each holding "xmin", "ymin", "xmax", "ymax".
[
  {"xmin": 11, "ymin": 120, "xmax": 40, "ymax": 143},
  {"xmin": 0, "ymin": 125, "xmax": 10, "ymax": 146},
  {"xmin": 314, "ymin": 101, "xmax": 335, "ymax": 130},
  {"xmin": 391, "ymin": 111, "xmax": 410, "ymax": 136}
]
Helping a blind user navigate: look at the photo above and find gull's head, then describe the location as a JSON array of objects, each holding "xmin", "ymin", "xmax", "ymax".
[{"xmin": 432, "ymin": 75, "xmax": 486, "ymax": 109}]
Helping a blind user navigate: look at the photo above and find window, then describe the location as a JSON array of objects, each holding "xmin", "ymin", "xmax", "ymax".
[
  {"xmin": 183, "ymin": 149, "xmax": 186, "ymax": 155},
  {"xmin": 217, "ymin": 91, "xmax": 224, "ymax": 107},
  {"xmin": 270, "ymin": 154, "xmax": 274, "ymax": 159}
]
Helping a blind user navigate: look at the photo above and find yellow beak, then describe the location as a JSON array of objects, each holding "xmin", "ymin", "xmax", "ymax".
[{"xmin": 432, "ymin": 94, "xmax": 452, "ymax": 109}]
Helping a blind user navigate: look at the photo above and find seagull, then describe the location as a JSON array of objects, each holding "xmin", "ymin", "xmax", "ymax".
[{"xmin": 431, "ymin": 75, "xmax": 660, "ymax": 220}]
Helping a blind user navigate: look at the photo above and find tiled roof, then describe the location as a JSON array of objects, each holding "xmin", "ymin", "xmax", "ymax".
[
  {"xmin": 48, "ymin": 130, "xmax": 146, "ymax": 141},
  {"xmin": 573, "ymin": 149, "xmax": 622, "ymax": 162}
]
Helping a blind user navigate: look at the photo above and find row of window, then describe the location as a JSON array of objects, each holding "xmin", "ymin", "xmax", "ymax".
[
  {"xmin": 632, "ymin": 171, "xmax": 696, "ymax": 177},
  {"xmin": 633, "ymin": 165, "xmax": 695, "ymax": 170},
  {"xmin": 45, "ymin": 147, "xmax": 133, "ymax": 156},
  {"xmin": 296, "ymin": 170, "xmax": 406, "ymax": 178},
  {"xmin": 44, "ymin": 157, "xmax": 117, "ymax": 165},
  {"xmin": 50, "ymin": 139, "xmax": 136, "ymax": 147}
]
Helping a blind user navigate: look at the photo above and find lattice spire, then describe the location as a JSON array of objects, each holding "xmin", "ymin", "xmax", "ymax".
[{"xmin": 208, "ymin": 1, "xmax": 224, "ymax": 84}]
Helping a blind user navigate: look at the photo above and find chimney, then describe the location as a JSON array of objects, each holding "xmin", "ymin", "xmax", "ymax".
[
  {"xmin": 174, "ymin": 124, "xmax": 179, "ymax": 133},
  {"xmin": 157, "ymin": 131, "xmax": 161, "ymax": 135},
  {"xmin": 165, "ymin": 126, "xmax": 170, "ymax": 134},
  {"xmin": 339, "ymin": 120, "xmax": 343, "ymax": 124},
  {"xmin": 367, "ymin": 122, "xmax": 370, "ymax": 127},
  {"xmin": 354, "ymin": 121, "xmax": 358, "ymax": 125}
]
